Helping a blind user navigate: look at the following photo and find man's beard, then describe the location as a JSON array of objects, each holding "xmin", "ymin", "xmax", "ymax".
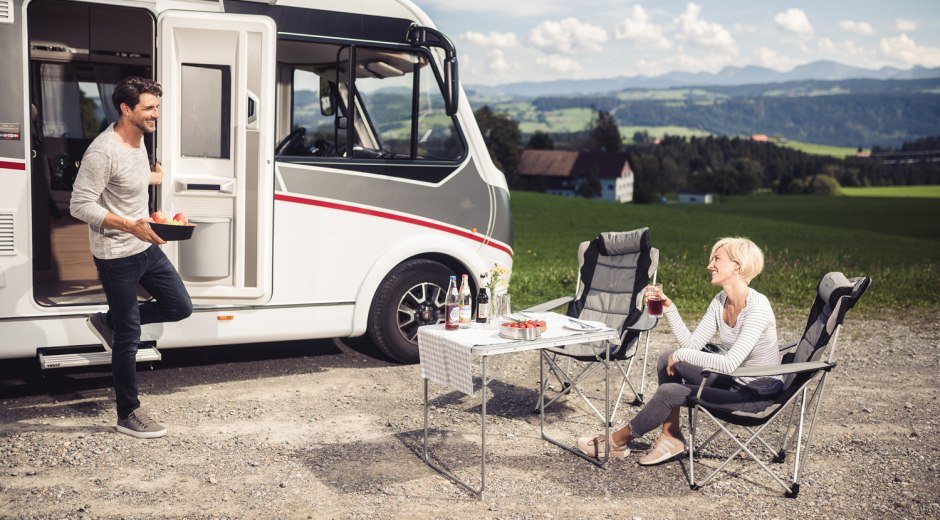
[{"xmin": 132, "ymin": 115, "xmax": 156, "ymax": 134}]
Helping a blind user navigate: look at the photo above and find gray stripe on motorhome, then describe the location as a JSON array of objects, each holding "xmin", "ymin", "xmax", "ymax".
[
  {"xmin": 276, "ymin": 159, "xmax": 512, "ymax": 247},
  {"xmin": 0, "ymin": 0, "xmax": 25, "ymax": 159}
]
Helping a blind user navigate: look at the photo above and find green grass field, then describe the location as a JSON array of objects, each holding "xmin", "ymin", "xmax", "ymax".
[
  {"xmin": 841, "ymin": 185, "xmax": 940, "ymax": 198},
  {"xmin": 508, "ymin": 191, "xmax": 940, "ymax": 316},
  {"xmin": 778, "ymin": 140, "xmax": 864, "ymax": 158}
]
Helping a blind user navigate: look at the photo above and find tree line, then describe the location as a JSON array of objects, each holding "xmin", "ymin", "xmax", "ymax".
[{"xmin": 474, "ymin": 106, "xmax": 940, "ymax": 202}]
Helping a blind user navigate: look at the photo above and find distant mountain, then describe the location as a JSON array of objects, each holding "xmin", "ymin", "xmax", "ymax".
[{"xmin": 467, "ymin": 60, "xmax": 940, "ymax": 98}]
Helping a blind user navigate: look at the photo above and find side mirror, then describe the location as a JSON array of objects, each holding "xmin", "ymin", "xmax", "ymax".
[
  {"xmin": 443, "ymin": 56, "xmax": 459, "ymax": 116},
  {"xmin": 319, "ymin": 77, "xmax": 334, "ymax": 116}
]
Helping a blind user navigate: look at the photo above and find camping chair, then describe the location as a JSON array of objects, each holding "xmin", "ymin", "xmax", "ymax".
[
  {"xmin": 685, "ymin": 272, "xmax": 871, "ymax": 497},
  {"xmin": 527, "ymin": 228, "xmax": 659, "ymax": 430}
]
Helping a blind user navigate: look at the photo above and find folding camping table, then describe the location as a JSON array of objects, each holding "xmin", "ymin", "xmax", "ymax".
[{"xmin": 418, "ymin": 312, "xmax": 620, "ymax": 496}]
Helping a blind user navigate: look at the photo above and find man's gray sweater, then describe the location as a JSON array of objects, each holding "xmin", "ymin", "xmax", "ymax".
[{"xmin": 70, "ymin": 124, "xmax": 151, "ymax": 260}]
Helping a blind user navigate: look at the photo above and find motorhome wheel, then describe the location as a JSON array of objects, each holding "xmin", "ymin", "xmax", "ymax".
[{"xmin": 369, "ymin": 259, "xmax": 454, "ymax": 363}]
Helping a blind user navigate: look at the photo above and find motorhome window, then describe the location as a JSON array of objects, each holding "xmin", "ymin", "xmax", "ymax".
[
  {"xmin": 416, "ymin": 61, "xmax": 462, "ymax": 161},
  {"xmin": 291, "ymin": 69, "xmax": 338, "ymax": 153},
  {"xmin": 277, "ymin": 41, "xmax": 465, "ymax": 162},
  {"xmin": 39, "ymin": 63, "xmax": 120, "ymax": 139},
  {"xmin": 180, "ymin": 64, "xmax": 231, "ymax": 159}
]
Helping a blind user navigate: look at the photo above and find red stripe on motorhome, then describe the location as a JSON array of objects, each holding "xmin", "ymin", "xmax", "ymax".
[
  {"xmin": 0, "ymin": 161, "xmax": 26, "ymax": 170},
  {"xmin": 274, "ymin": 193, "xmax": 513, "ymax": 257}
]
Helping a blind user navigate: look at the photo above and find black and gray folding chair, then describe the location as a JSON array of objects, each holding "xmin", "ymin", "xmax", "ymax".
[
  {"xmin": 686, "ymin": 272, "xmax": 871, "ymax": 497},
  {"xmin": 527, "ymin": 228, "xmax": 659, "ymax": 428}
]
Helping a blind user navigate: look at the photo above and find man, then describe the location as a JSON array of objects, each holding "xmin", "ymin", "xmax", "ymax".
[{"xmin": 70, "ymin": 77, "xmax": 192, "ymax": 439}]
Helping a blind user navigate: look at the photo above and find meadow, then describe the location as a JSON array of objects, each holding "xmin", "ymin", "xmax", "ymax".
[
  {"xmin": 841, "ymin": 185, "xmax": 940, "ymax": 198},
  {"xmin": 507, "ymin": 190, "xmax": 940, "ymax": 316},
  {"xmin": 779, "ymin": 139, "xmax": 865, "ymax": 158}
]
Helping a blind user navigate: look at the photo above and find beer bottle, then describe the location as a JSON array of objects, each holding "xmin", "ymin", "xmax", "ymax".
[{"xmin": 476, "ymin": 287, "xmax": 489, "ymax": 324}]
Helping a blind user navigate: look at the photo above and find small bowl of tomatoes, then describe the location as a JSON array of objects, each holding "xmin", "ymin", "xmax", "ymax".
[{"xmin": 499, "ymin": 318, "xmax": 548, "ymax": 340}]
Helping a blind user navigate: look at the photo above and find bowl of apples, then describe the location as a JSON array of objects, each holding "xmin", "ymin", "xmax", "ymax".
[
  {"xmin": 149, "ymin": 211, "xmax": 195, "ymax": 241},
  {"xmin": 498, "ymin": 317, "xmax": 548, "ymax": 340}
]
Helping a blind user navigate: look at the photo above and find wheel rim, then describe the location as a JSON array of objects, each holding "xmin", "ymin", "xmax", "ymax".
[{"xmin": 396, "ymin": 281, "xmax": 446, "ymax": 343}]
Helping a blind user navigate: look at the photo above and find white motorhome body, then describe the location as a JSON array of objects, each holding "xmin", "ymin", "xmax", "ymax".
[{"xmin": 0, "ymin": 0, "xmax": 513, "ymax": 364}]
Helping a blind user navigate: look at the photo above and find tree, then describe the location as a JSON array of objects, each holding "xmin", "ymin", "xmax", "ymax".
[
  {"xmin": 576, "ymin": 167, "xmax": 602, "ymax": 198},
  {"xmin": 474, "ymin": 106, "xmax": 522, "ymax": 186},
  {"xmin": 585, "ymin": 110, "xmax": 623, "ymax": 152},
  {"xmin": 526, "ymin": 131, "xmax": 555, "ymax": 150},
  {"xmin": 632, "ymin": 130, "xmax": 651, "ymax": 145}
]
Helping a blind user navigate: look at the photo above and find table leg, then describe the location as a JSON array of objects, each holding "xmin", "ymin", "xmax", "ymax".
[
  {"xmin": 420, "ymin": 368, "xmax": 488, "ymax": 496},
  {"xmin": 539, "ymin": 349, "xmax": 611, "ymax": 468}
]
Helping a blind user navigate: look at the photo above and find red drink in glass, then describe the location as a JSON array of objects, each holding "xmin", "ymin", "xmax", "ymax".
[{"xmin": 648, "ymin": 298, "xmax": 664, "ymax": 317}]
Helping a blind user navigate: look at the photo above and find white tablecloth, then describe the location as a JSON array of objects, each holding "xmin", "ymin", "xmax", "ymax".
[{"xmin": 418, "ymin": 312, "xmax": 617, "ymax": 395}]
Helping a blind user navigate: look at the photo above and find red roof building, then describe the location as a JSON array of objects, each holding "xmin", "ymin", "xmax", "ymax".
[{"xmin": 518, "ymin": 150, "xmax": 635, "ymax": 202}]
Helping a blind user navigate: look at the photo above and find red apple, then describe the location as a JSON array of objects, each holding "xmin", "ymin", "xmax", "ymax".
[
  {"xmin": 151, "ymin": 211, "xmax": 166, "ymax": 224},
  {"xmin": 172, "ymin": 212, "xmax": 189, "ymax": 225}
]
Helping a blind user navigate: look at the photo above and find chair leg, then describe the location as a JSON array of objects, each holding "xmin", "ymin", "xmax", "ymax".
[
  {"xmin": 693, "ymin": 410, "xmax": 795, "ymax": 494},
  {"xmin": 637, "ymin": 331, "xmax": 652, "ymax": 404},
  {"xmin": 790, "ymin": 373, "xmax": 829, "ymax": 496},
  {"xmin": 688, "ymin": 406, "xmax": 697, "ymax": 489},
  {"xmin": 774, "ymin": 392, "xmax": 802, "ymax": 463}
]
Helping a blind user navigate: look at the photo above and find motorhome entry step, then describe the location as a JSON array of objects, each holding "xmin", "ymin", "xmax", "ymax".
[{"xmin": 37, "ymin": 342, "xmax": 160, "ymax": 370}]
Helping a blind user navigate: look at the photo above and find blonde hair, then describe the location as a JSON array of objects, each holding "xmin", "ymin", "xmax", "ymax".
[{"xmin": 710, "ymin": 237, "xmax": 764, "ymax": 284}]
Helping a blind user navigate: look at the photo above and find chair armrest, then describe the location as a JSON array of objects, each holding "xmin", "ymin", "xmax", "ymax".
[
  {"xmin": 523, "ymin": 296, "xmax": 573, "ymax": 313},
  {"xmin": 702, "ymin": 361, "xmax": 835, "ymax": 379},
  {"xmin": 778, "ymin": 341, "xmax": 798, "ymax": 352},
  {"xmin": 626, "ymin": 312, "xmax": 658, "ymax": 332}
]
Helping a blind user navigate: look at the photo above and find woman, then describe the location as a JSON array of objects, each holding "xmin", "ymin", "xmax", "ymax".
[{"xmin": 577, "ymin": 237, "xmax": 783, "ymax": 465}]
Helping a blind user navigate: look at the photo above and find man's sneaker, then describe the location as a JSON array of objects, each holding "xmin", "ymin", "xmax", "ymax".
[
  {"xmin": 86, "ymin": 312, "xmax": 114, "ymax": 352},
  {"xmin": 576, "ymin": 433, "xmax": 630, "ymax": 459},
  {"xmin": 116, "ymin": 408, "xmax": 167, "ymax": 439},
  {"xmin": 638, "ymin": 435, "xmax": 685, "ymax": 466}
]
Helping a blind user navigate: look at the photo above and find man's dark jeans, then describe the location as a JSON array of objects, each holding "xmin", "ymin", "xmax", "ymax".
[{"xmin": 94, "ymin": 245, "xmax": 192, "ymax": 419}]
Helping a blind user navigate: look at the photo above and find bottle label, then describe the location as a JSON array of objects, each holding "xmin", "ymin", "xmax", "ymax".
[
  {"xmin": 459, "ymin": 305, "xmax": 472, "ymax": 325},
  {"xmin": 446, "ymin": 305, "xmax": 460, "ymax": 327},
  {"xmin": 478, "ymin": 303, "xmax": 489, "ymax": 319}
]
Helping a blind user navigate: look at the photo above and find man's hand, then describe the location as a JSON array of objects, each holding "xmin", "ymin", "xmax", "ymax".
[
  {"xmin": 149, "ymin": 161, "xmax": 164, "ymax": 185},
  {"xmin": 128, "ymin": 217, "xmax": 165, "ymax": 245},
  {"xmin": 666, "ymin": 353, "xmax": 677, "ymax": 377}
]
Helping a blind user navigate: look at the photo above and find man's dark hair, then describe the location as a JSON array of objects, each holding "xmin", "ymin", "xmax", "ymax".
[{"xmin": 112, "ymin": 76, "xmax": 162, "ymax": 112}]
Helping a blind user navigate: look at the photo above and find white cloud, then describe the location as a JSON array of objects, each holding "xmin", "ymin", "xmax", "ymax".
[
  {"xmin": 528, "ymin": 17, "xmax": 608, "ymax": 54},
  {"xmin": 817, "ymin": 37, "xmax": 866, "ymax": 58},
  {"xmin": 753, "ymin": 46, "xmax": 796, "ymax": 71},
  {"xmin": 460, "ymin": 31, "xmax": 519, "ymax": 48},
  {"xmin": 775, "ymin": 8, "xmax": 813, "ymax": 35},
  {"xmin": 880, "ymin": 34, "xmax": 940, "ymax": 67},
  {"xmin": 895, "ymin": 18, "xmax": 917, "ymax": 31},
  {"xmin": 535, "ymin": 54, "xmax": 582, "ymax": 74},
  {"xmin": 488, "ymin": 49, "xmax": 512, "ymax": 73},
  {"xmin": 674, "ymin": 3, "xmax": 737, "ymax": 53},
  {"xmin": 614, "ymin": 5, "xmax": 671, "ymax": 50},
  {"xmin": 839, "ymin": 20, "xmax": 874, "ymax": 36},
  {"xmin": 733, "ymin": 22, "xmax": 757, "ymax": 34}
]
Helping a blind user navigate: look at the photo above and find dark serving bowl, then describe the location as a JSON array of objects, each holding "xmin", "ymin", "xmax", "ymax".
[{"xmin": 150, "ymin": 222, "xmax": 195, "ymax": 241}]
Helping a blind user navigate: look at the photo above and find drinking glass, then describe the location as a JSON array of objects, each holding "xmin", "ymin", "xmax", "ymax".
[
  {"xmin": 496, "ymin": 294, "xmax": 511, "ymax": 322},
  {"xmin": 646, "ymin": 283, "xmax": 664, "ymax": 317}
]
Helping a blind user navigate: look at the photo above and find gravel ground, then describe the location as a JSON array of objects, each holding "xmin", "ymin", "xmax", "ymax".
[{"xmin": 0, "ymin": 309, "xmax": 937, "ymax": 519}]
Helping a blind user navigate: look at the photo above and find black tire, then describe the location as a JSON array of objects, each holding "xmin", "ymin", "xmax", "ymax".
[{"xmin": 369, "ymin": 259, "xmax": 454, "ymax": 363}]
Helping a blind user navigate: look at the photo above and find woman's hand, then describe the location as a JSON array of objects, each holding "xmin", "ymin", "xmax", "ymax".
[{"xmin": 666, "ymin": 353, "xmax": 677, "ymax": 376}]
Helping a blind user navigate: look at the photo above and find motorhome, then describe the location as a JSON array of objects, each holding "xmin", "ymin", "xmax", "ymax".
[{"xmin": 0, "ymin": 0, "xmax": 513, "ymax": 366}]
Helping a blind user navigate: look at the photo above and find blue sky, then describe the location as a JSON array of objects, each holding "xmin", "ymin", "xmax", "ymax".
[{"xmin": 416, "ymin": 0, "xmax": 940, "ymax": 86}]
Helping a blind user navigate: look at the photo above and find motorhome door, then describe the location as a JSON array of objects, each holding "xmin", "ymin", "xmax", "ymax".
[{"xmin": 157, "ymin": 11, "xmax": 275, "ymax": 302}]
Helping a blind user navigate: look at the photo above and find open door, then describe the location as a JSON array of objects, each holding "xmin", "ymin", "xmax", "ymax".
[{"xmin": 157, "ymin": 11, "xmax": 275, "ymax": 302}]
